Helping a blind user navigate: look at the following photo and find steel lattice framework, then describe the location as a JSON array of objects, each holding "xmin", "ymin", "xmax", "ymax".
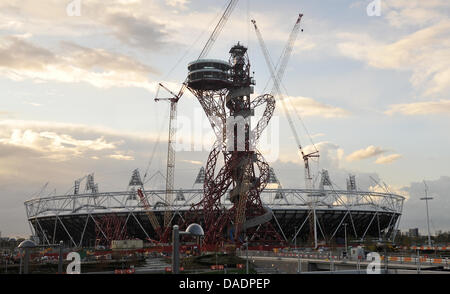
[
  {"xmin": 94, "ymin": 214, "xmax": 128, "ymax": 247},
  {"xmin": 25, "ymin": 188, "xmax": 404, "ymax": 248},
  {"xmin": 184, "ymin": 43, "xmax": 283, "ymax": 246}
]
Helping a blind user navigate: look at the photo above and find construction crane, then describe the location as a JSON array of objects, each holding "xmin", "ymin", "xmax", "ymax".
[
  {"xmin": 251, "ymin": 15, "xmax": 318, "ymax": 190},
  {"xmin": 198, "ymin": 0, "xmax": 239, "ymax": 59},
  {"xmin": 252, "ymin": 16, "xmax": 320, "ymax": 248},
  {"xmin": 154, "ymin": 0, "xmax": 240, "ymax": 234},
  {"xmin": 137, "ymin": 188, "xmax": 162, "ymax": 240},
  {"xmin": 155, "ymin": 83, "xmax": 182, "ymax": 229}
]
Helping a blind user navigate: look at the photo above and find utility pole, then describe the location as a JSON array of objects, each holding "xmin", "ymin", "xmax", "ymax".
[
  {"xmin": 245, "ymin": 237, "xmax": 249, "ymax": 274},
  {"xmin": 344, "ymin": 223, "xmax": 348, "ymax": 258},
  {"xmin": 417, "ymin": 249, "xmax": 421, "ymax": 274},
  {"xmin": 294, "ymin": 226, "xmax": 297, "ymax": 250},
  {"xmin": 58, "ymin": 240, "xmax": 63, "ymax": 274},
  {"xmin": 420, "ymin": 181, "xmax": 433, "ymax": 248},
  {"xmin": 172, "ymin": 225, "xmax": 180, "ymax": 274},
  {"xmin": 241, "ymin": 236, "xmax": 249, "ymax": 274}
]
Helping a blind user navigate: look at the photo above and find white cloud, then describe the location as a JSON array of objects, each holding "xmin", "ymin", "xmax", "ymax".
[
  {"xmin": 369, "ymin": 183, "xmax": 410, "ymax": 200},
  {"xmin": 346, "ymin": 145, "xmax": 386, "ymax": 162},
  {"xmin": 271, "ymin": 145, "xmax": 396, "ymax": 193},
  {"xmin": 385, "ymin": 99, "xmax": 450, "ymax": 115},
  {"xmin": 375, "ymin": 154, "xmax": 402, "ymax": 164},
  {"xmin": 310, "ymin": 133, "xmax": 325, "ymax": 138},
  {"xmin": 181, "ymin": 159, "xmax": 202, "ymax": 165},
  {"xmin": 165, "ymin": 0, "xmax": 190, "ymax": 9},
  {"xmin": 0, "ymin": 0, "xmax": 308, "ymax": 57},
  {"xmin": 0, "ymin": 36, "xmax": 158, "ymax": 91},
  {"xmin": 24, "ymin": 101, "xmax": 42, "ymax": 107},
  {"xmin": 279, "ymin": 141, "xmax": 346, "ymax": 173},
  {"xmin": 102, "ymin": 12, "xmax": 171, "ymax": 49},
  {"xmin": 337, "ymin": 20, "xmax": 450, "ymax": 97},
  {"xmin": 108, "ymin": 153, "xmax": 134, "ymax": 161},
  {"xmin": 0, "ymin": 0, "xmax": 199, "ymax": 50},
  {"xmin": 0, "ymin": 119, "xmax": 158, "ymax": 142},
  {"xmin": 283, "ymin": 96, "xmax": 350, "ymax": 118},
  {"xmin": 0, "ymin": 128, "xmax": 117, "ymax": 161},
  {"xmin": 384, "ymin": 0, "xmax": 450, "ymax": 28}
]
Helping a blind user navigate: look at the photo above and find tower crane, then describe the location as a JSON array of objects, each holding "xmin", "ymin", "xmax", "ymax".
[
  {"xmin": 251, "ymin": 15, "xmax": 318, "ymax": 190},
  {"xmin": 154, "ymin": 0, "xmax": 240, "ymax": 234},
  {"xmin": 198, "ymin": 0, "xmax": 239, "ymax": 60},
  {"xmin": 252, "ymin": 15, "xmax": 320, "ymax": 248},
  {"xmin": 154, "ymin": 83, "xmax": 182, "ymax": 230}
]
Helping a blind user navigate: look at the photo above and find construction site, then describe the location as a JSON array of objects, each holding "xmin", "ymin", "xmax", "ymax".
[{"xmin": 18, "ymin": 1, "xmax": 416, "ymax": 274}]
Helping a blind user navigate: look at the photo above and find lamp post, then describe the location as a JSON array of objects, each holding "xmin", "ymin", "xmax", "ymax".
[
  {"xmin": 18, "ymin": 240, "xmax": 36, "ymax": 274},
  {"xmin": 242, "ymin": 236, "xmax": 249, "ymax": 274},
  {"xmin": 294, "ymin": 226, "xmax": 297, "ymax": 250},
  {"xmin": 58, "ymin": 240, "xmax": 64, "ymax": 274},
  {"xmin": 420, "ymin": 181, "xmax": 433, "ymax": 248},
  {"xmin": 172, "ymin": 223, "xmax": 204, "ymax": 274},
  {"xmin": 417, "ymin": 249, "xmax": 421, "ymax": 274},
  {"xmin": 343, "ymin": 223, "xmax": 348, "ymax": 259}
]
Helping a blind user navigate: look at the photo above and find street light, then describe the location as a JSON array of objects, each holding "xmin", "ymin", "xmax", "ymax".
[
  {"xmin": 242, "ymin": 236, "xmax": 249, "ymax": 274},
  {"xmin": 172, "ymin": 223, "xmax": 204, "ymax": 274},
  {"xmin": 294, "ymin": 226, "xmax": 297, "ymax": 250},
  {"xmin": 18, "ymin": 239, "xmax": 36, "ymax": 274},
  {"xmin": 420, "ymin": 181, "xmax": 433, "ymax": 248},
  {"xmin": 58, "ymin": 240, "xmax": 64, "ymax": 274},
  {"xmin": 343, "ymin": 223, "xmax": 348, "ymax": 259}
]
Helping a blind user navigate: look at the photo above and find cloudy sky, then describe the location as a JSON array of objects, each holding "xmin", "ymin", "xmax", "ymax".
[{"xmin": 0, "ymin": 0, "xmax": 449, "ymax": 237}]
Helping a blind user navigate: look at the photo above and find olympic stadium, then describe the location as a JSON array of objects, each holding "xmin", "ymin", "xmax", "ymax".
[{"xmin": 24, "ymin": 170, "xmax": 404, "ymax": 248}]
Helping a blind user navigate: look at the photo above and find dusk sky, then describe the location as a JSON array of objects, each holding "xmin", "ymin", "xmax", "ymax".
[{"xmin": 0, "ymin": 0, "xmax": 449, "ymax": 237}]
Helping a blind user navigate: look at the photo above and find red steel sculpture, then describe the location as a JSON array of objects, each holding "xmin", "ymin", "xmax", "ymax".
[{"xmin": 184, "ymin": 43, "xmax": 283, "ymax": 247}]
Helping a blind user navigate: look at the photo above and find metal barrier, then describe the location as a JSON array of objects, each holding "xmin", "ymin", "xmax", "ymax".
[{"xmin": 246, "ymin": 250, "xmax": 450, "ymax": 266}]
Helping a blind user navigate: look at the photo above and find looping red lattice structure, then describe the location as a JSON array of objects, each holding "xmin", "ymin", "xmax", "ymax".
[{"xmin": 183, "ymin": 43, "xmax": 285, "ymax": 248}]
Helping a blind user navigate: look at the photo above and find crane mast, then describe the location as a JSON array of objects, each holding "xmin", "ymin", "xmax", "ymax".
[
  {"xmin": 251, "ymin": 17, "xmax": 319, "ymax": 190},
  {"xmin": 198, "ymin": 0, "xmax": 239, "ymax": 59},
  {"xmin": 273, "ymin": 14, "xmax": 303, "ymax": 88},
  {"xmin": 252, "ymin": 16, "xmax": 320, "ymax": 248},
  {"xmin": 154, "ymin": 83, "xmax": 181, "ymax": 229}
]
